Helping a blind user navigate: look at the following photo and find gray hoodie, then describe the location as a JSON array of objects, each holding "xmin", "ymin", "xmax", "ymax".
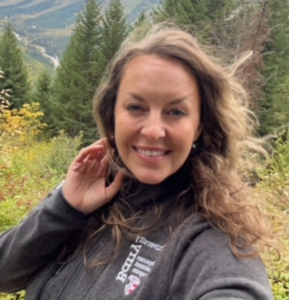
[{"xmin": 0, "ymin": 184, "xmax": 273, "ymax": 300}]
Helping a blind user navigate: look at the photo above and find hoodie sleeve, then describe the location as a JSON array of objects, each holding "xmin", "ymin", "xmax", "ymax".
[
  {"xmin": 0, "ymin": 186, "xmax": 90, "ymax": 293},
  {"xmin": 169, "ymin": 220, "xmax": 273, "ymax": 300}
]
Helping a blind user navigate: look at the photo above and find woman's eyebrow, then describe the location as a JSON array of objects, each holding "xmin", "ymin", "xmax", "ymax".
[
  {"xmin": 128, "ymin": 93, "xmax": 145, "ymax": 102},
  {"xmin": 128, "ymin": 92, "xmax": 189, "ymax": 105}
]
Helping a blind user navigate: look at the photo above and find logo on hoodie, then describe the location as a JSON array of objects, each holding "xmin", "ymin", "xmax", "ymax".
[
  {"xmin": 124, "ymin": 275, "xmax": 141, "ymax": 295},
  {"xmin": 115, "ymin": 236, "xmax": 165, "ymax": 295}
]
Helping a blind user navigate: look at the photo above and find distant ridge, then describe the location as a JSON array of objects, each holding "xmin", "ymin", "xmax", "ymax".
[{"xmin": 0, "ymin": 0, "xmax": 160, "ymax": 69}]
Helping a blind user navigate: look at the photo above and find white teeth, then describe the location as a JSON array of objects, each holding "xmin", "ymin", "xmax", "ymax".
[{"xmin": 137, "ymin": 148, "xmax": 165, "ymax": 157}]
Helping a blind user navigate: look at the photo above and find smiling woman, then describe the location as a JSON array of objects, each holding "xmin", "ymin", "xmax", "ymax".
[
  {"xmin": 0, "ymin": 24, "xmax": 275, "ymax": 300},
  {"xmin": 114, "ymin": 55, "xmax": 202, "ymax": 184}
]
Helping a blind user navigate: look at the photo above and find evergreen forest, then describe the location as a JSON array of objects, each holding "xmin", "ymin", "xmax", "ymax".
[{"xmin": 0, "ymin": 0, "xmax": 289, "ymax": 299}]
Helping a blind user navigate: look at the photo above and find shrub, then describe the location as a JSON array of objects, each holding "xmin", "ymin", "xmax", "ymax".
[
  {"xmin": 0, "ymin": 291, "xmax": 25, "ymax": 300},
  {"xmin": 0, "ymin": 131, "xmax": 82, "ymax": 231},
  {"xmin": 0, "ymin": 103, "xmax": 82, "ymax": 299},
  {"xmin": 258, "ymin": 128, "xmax": 289, "ymax": 300}
]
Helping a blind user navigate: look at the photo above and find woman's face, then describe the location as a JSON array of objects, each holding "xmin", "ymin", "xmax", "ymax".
[{"xmin": 114, "ymin": 54, "xmax": 202, "ymax": 184}]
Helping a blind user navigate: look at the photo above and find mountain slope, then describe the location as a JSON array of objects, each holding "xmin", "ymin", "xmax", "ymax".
[{"xmin": 0, "ymin": 0, "xmax": 161, "ymax": 68}]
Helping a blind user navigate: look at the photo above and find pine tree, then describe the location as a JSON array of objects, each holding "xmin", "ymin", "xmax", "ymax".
[
  {"xmin": 32, "ymin": 68, "xmax": 53, "ymax": 129},
  {"xmin": 152, "ymin": 0, "xmax": 234, "ymax": 42},
  {"xmin": 50, "ymin": 0, "xmax": 102, "ymax": 144},
  {"xmin": 132, "ymin": 9, "xmax": 152, "ymax": 40},
  {"xmin": 134, "ymin": 10, "xmax": 147, "ymax": 28},
  {"xmin": 206, "ymin": 0, "xmax": 235, "ymax": 22},
  {"xmin": 153, "ymin": 0, "xmax": 206, "ymax": 25},
  {"xmin": 258, "ymin": 0, "xmax": 289, "ymax": 135},
  {"xmin": 99, "ymin": 0, "xmax": 129, "ymax": 64},
  {"xmin": 0, "ymin": 23, "xmax": 30, "ymax": 109}
]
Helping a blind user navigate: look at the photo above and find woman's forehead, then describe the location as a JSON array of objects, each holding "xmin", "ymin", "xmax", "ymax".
[{"xmin": 120, "ymin": 54, "xmax": 198, "ymax": 87}]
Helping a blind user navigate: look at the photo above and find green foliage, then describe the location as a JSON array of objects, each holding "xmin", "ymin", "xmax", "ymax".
[
  {"xmin": 100, "ymin": 0, "xmax": 129, "ymax": 63},
  {"xmin": 258, "ymin": 128, "xmax": 289, "ymax": 299},
  {"xmin": 205, "ymin": 0, "xmax": 235, "ymax": 21},
  {"xmin": 134, "ymin": 10, "xmax": 147, "ymax": 28},
  {"xmin": 0, "ymin": 23, "xmax": 30, "ymax": 109},
  {"xmin": 50, "ymin": 0, "xmax": 102, "ymax": 144},
  {"xmin": 0, "ymin": 102, "xmax": 82, "ymax": 231},
  {"xmin": 132, "ymin": 9, "xmax": 152, "ymax": 40},
  {"xmin": 259, "ymin": 128, "xmax": 289, "ymax": 210},
  {"xmin": 152, "ymin": 0, "xmax": 235, "ymax": 42},
  {"xmin": 258, "ymin": 0, "xmax": 289, "ymax": 135},
  {"xmin": 270, "ymin": 256, "xmax": 289, "ymax": 300},
  {"xmin": 0, "ymin": 103, "xmax": 45, "ymax": 147},
  {"xmin": 153, "ymin": 0, "xmax": 207, "ymax": 39},
  {"xmin": 0, "ymin": 291, "xmax": 25, "ymax": 300},
  {"xmin": 23, "ymin": 49, "xmax": 53, "ymax": 84},
  {"xmin": 45, "ymin": 130, "xmax": 82, "ymax": 176},
  {"xmin": 50, "ymin": 0, "xmax": 129, "ymax": 145},
  {"xmin": 31, "ymin": 68, "xmax": 53, "ymax": 132},
  {"xmin": 0, "ymin": 131, "xmax": 81, "ymax": 229},
  {"xmin": 0, "ymin": 105, "xmax": 81, "ymax": 300}
]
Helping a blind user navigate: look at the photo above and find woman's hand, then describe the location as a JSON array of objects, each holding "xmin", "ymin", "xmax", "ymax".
[{"xmin": 62, "ymin": 138, "xmax": 124, "ymax": 214}]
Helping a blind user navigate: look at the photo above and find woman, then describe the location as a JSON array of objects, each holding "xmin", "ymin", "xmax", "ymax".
[{"xmin": 0, "ymin": 26, "xmax": 274, "ymax": 299}]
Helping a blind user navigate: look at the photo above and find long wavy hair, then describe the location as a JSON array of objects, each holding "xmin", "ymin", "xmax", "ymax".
[{"xmin": 63, "ymin": 25, "xmax": 275, "ymax": 266}]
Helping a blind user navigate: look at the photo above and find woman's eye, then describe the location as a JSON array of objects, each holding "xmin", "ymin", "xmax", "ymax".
[
  {"xmin": 167, "ymin": 109, "xmax": 186, "ymax": 116},
  {"xmin": 126, "ymin": 104, "xmax": 143, "ymax": 112}
]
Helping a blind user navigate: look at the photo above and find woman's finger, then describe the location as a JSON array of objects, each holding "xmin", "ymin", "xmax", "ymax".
[
  {"xmin": 105, "ymin": 170, "xmax": 125, "ymax": 201},
  {"xmin": 93, "ymin": 138, "xmax": 110, "ymax": 152},
  {"xmin": 74, "ymin": 145, "xmax": 104, "ymax": 163}
]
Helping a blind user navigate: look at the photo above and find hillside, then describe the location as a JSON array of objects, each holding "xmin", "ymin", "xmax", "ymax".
[{"xmin": 0, "ymin": 0, "xmax": 160, "ymax": 69}]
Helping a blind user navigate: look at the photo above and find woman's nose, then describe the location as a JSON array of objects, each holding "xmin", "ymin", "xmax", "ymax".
[{"xmin": 140, "ymin": 114, "xmax": 166, "ymax": 141}]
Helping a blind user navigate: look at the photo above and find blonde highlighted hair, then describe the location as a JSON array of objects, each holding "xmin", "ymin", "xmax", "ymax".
[{"xmin": 70, "ymin": 24, "xmax": 275, "ymax": 265}]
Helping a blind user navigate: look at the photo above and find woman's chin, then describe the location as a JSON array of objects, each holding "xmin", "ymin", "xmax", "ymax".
[{"xmin": 134, "ymin": 173, "xmax": 167, "ymax": 185}]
